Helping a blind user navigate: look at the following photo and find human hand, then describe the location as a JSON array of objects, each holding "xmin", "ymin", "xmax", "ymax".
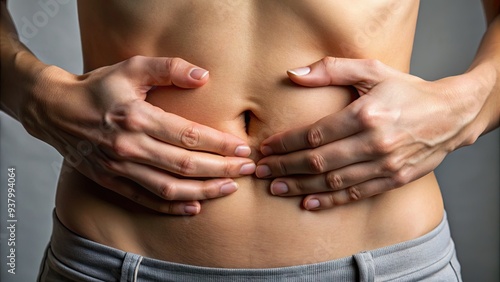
[
  {"xmin": 256, "ymin": 57, "xmax": 485, "ymax": 210},
  {"xmin": 27, "ymin": 56, "xmax": 255, "ymax": 215}
]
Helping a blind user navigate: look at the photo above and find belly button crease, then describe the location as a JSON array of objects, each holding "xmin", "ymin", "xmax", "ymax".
[{"xmin": 244, "ymin": 110, "xmax": 251, "ymax": 134}]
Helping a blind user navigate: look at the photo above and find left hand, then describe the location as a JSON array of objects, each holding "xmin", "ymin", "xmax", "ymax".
[{"xmin": 256, "ymin": 57, "xmax": 483, "ymax": 211}]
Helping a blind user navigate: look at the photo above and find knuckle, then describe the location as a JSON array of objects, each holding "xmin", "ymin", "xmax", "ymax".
[
  {"xmin": 364, "ymin": 59, "xmax": 389, "ymax": 83},
  {"xmin": 306, "ymin": 126, "xmax": 324, "ymax": 148},
  {"xmin": 158, "ymin": 204, "xmax": 173, "ymax": 214},
  {"xmin": 176, "ymin": 155, "xmax": 197, "ymax": 176},
  {"xmin": 163, "ymin": 204, "xmax": 177, "ymax": 215},
  {"xmin": 321, "ymin": 57, "xmax": 339, "ymax": 84},
  {"xmin": 278, "ymin": 135, "xmax": 289, "ymax": 152},
  {"xmin": 201, "ymin": 182, "xmax": 219, "ymax": 199},
  {"xmin": 126, "ymin": 55, "xmax": 145, "ymax": 68},
  {"xmin": 120, "ymin": 114, "xmax": 143, "ymax": 133},
  {"xmin": 179, "ymin": 124, "xmax": 201, "ymax": 148},
  {"xmin": 275, "ymin": 156, "xmax": 288, "ymax": 175},
  {"xmin": 307, "ymin": 152, "xmax": 327, "ymax": 173},
  {"xmin": 158, "ymin": 182, "xmax": 175, "ymax": 200},
  {"xmin": 108, "ymin": 102, "xmax": 146, "ymax": 132},
  {"xmin": 381, "ymin": 156, "xmax": 401, "ymax": 173},
  {"xmin": 321, "ymin": 56, "xmax": 336, "ymax": 69},
  {"xmin": 326, "ymin": 173, "xmax": 344, "ymax": 190},
  {"xmin": 216, "ymin": 134, "xmax": 230, "ymax": 154},
  {"xmin": 366, "ymin": 59, "xmax": 388, "ymax": 79},
  {"xmin": 167, "ymin": 57, "xmax": 183, "ymax": 74},
  {"xmin": 347, "ymin": 186, "xmax": 362, "ymax": 201},
  {"xmin": 365, "ymin": 59, "xmax": 383, "ymax": 70},
  {"xmin": 371, "ymin": 138, "xmax": 394, "ymax": 155},
  {"xmin": 356, "ymin": 105, "xmax": 380, "ymax": 129},
  {"xmin": 154, "ymin": 201, "xmax": 177, "ymax": 214},
  {"xmin": 156, "ymin": 201, "xmax": 177, "ymax": 214},
  {"xmin": 290, "ymin": 178, "xmax": 304, "ymax": 193},
  {"xmin": 327, "ymin": 193, "xmax": 342, "ymax": 206},
  {"xmin": 391, "ymin": 169, "xmax": 411, "ymax": 187},
  {"xmin": 222, "ymin": 161, "xmax": 232, "ymax": 177},
  {"xmin": 121, "ymin": 106, "xmax": 146, "ymax": 132},
  {"xmin": 111, "ymin": 137, "xmax": 135, "ymax": 159},
  {"xmin": 356, "ymin": 102, "xmax": 399, "ymax": 130}
]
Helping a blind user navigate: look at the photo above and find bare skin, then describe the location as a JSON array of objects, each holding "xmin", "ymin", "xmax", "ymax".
[
  {"xmin": 56, "ymin": 0, "xmax": 445, "ymax": 268},
  {"xmin": 1, "ymin": 0, "xmax": 499, "ymax": 269}
]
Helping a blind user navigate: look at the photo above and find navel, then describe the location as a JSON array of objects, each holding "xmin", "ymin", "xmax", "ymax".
[{"xmin": 244, "ymin": 110, "xmax": 251, "ymax": 134}]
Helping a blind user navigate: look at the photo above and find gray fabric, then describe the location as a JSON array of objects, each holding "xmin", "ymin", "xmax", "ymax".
[{"xmin": 38, "ymin": 211, "xmax": 462, "ymax": 282}]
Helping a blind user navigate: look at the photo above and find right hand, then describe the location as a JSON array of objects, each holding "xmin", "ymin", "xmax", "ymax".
[{"xmin": 26, "ymin": 56, "xmax": 255, "ymax": 215}]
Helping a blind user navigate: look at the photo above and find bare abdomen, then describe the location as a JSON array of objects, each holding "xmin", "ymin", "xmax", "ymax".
[{"xmin": 56, "ymin": 75, "xmax": 443, "ymax": 268}]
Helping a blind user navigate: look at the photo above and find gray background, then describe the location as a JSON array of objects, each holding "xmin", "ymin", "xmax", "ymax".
[{"xmin": 1, "ymin": 1, "xmax": 498, "ymax": 281}]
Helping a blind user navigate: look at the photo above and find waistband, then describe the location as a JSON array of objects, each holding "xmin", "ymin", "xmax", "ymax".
[{"xmin": 46, "ymin": 211, "xmax": 455, "ymax": 281}]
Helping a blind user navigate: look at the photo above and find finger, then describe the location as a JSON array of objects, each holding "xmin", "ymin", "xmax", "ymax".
[
  {"xmin": 97, "ymin": 156, "xmax": 241, "ymax": 201},
  {"xmin": 73, "ymin": 159, "xmax": 203, "ymax": 215},
  {"xmin": 287, "ymin": 57, "xmax": 394, "ymax": 93},
  {"xmin": 103, "ymin": 138, "xmax": 256, "ymax": 177},
  {"xmin": 126, "ymin": 134, "xmax": 256, "ymax": 177},
  {"xmin": 146, "ymin": 109, "xmax": 252, "ymax": 157},
  {"xmin": 268, "ymin": 161, "xmax": 382, "ymax": 196},
  {"xmin": 260, "ymin": 104, "xmax": 362, "ymax": 155},
  {"xmin": 300, "ymin": 153, "xmax": 442, "ymax": 210},
  {"xmin": 302, "ymin": 177, "xmax": 397, "ymax": 210},
  {"xmin": 257, "ymin": 134, "xmax": 369, "ymax": 178},
  {"xmin": 106, "ymin": 101, "xmax": 252, "ymax": 157},
  {"xmin": 98, "ymin": 119, "xmax": 255, "ymax": 177},
  {"xmin": 99, "ymin": 129, "xmax": 255, "ymax": 177},
  {"xmin": 121, "ymin": 55, "xmax": 209, "ymax": 88},
  {"xmin": 102, "ymin": 177, "xmax": 202, "ymax": 215}
]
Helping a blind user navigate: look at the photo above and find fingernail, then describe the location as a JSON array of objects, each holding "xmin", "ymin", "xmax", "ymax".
[
  {"xmin": 256, "ymin": 165, "xmax": 272, "ymax": 178},
  {"xmin": 184, "ymin": 205, "xmax": 200, "ymax": 215},
  {"xmin": 220, "ymin": 181, "xmax": 239, "ymax": 195},
  {"xmin": 287, "ymin": 67, "xmax": 310, "ymax": 76},
  {"xmin": 189, "ymin": 68, "xmax": 209, "ymax": 80},
  {"xmin": 260, "ymin": 145, "xmax": 273, "ymax": 156},
  {"xmin": 235, "ymin": 145, "xmax": 251, "ymax": 157},
  {"xmin": 239, "ymin": 163, "xmax": 256, "ymax": 175},
  {"xmin": 271, "ymin": 182, "xmax": 288, "ymax": 195},
  {"xmin": 305, "ymin": 198, "xmax": 321, "ymax": 210}
]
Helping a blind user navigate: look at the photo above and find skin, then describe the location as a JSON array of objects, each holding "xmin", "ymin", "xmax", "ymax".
[
  {"xmin": 1, "ymin": 0, "xmax": 499, "ymax": 269},
  {"xmin": 1, "ymin": 1, "xmax": 256, "ymax": 215},
  {"xmin": 256, "ymin": 0, "xmax": 499, "ymax": 208}
]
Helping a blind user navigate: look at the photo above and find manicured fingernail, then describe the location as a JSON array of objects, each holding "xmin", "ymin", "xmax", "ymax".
[
  {"xmin": 287, "ymin": 67, "xmax": 310, "ymax": 76},
  {"xmin": 235, "ymin": 145, "xmax": 251, "ymax": 157},
  {"xmin": 220, "ymin": 182, "xmax": 239, "ymax": 195},
  {"xmin": 305, "ymin": 199, "xmax": 321, "ymax": 210},
  {"xmin": 189, "ymin": 68, "xmax": 209, "ymax": 80},
  {"xmin": 256, "ymin": 165, "xmax": 272, "ymax": 178},
  {"xmin": 184, "ymin": 205, "xmax": 200, "ymax": 215},
  {"xmin": 239, "ymin": 163, "xmax": 256, "ymax": 175},
  {"xmin": 271, "ymin": 182, "xmax": 289, "ymax": 195},
  {"xmin": 261, "ymin": 145, "xmax": 273, "ymax": 156}
]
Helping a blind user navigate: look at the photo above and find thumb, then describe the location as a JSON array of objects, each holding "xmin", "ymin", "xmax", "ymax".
[
  {"xmin": 121, "ymin": 56, "xmax": 209, "ymax": 89},
  {"xmin": 287, "ymin": 57, "xmax": 391, "ymax": 93}
]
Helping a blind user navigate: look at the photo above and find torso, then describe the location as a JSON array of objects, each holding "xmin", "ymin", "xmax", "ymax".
[{"xmin": 56, "ymin": 0, "xmax": 444, "ymax": 268}]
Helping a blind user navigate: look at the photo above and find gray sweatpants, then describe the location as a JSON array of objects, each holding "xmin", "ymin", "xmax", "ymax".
[{"xmin": 38, "ymin": 211, "xmax": 462, "ymax": 282}]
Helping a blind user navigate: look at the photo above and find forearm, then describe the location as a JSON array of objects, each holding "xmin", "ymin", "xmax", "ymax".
[
  {"xmin": 445, "ymin": 11, "xmax": 500, "ymax": 150},
  {"xmin": 468, "ymin": 13, "xmax": 500, "ymax": 134},
  {"xmin": 0, "ymin": 1, "xmax": 68, "ymax": 139}
]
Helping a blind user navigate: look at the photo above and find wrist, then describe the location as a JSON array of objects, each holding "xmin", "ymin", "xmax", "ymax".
[
  {"xmin": 1, "ymin": 50, "xmax": 47, "ymax": 117},
  {"xmin": 463, "ymin": 62, "xmax": 497, "ymax": 139},
  {"xmin": 9, "ymin": 51, "xmax": 77, "ymax": 140},
  {"xmin": 441, "ymin": 62, "xmax": 496, "ymax": 149}
]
